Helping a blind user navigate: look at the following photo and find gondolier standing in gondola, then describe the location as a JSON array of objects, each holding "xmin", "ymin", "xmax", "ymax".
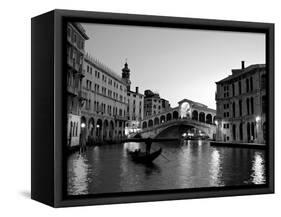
[{"xmin": 145, "ymin": 137, "xmax": 152, "ymax": 156}]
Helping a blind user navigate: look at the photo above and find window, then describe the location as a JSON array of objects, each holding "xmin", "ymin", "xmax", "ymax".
[
  {"xmin": 261, "ymin": 74, "xmax": 266, "ymax": 89},
  {"xmin": 251, "ymin": 97, "xmax": 254, "ymax": 114},
  {"xmin": 246, "ymin": 98, "xmax": 250, "ymax": 115},
  {"xmin": 238, "ymin": 81, "xmax": 242, "ymax": 94},
  {"xmin": 246, "ymin": 79, "xmax": 249, "ymax": 92},
  {"xmin": 232, "ymin": 83, "xmax": 235, "ymax": 96},
  {"xmin": 232, "ymin": 124, "xmax": 236, "ymax": 141},
  {"xmin": 239, "ymin": 100, "xmax": 242, "ymax": 116},
  {"xmin": 232, "ymin": 102, "xmax": 235, "ymax": 118},
  {"xmin": 250, "ymin": 77, "xmax": 253, "ymax": 91},
  {"xmin": 262, "ymin": 95, "xmax": 266, "ymax": 113}
]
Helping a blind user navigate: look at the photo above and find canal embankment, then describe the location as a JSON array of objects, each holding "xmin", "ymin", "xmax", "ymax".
[{"xmin": 210, "ymin": 141, "xmax": 266, "ymax": 149}]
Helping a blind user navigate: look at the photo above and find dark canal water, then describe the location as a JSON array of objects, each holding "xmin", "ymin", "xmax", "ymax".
[{"xmin": 67, "ymin": 140, "xmax": 266, "ymax": 195}]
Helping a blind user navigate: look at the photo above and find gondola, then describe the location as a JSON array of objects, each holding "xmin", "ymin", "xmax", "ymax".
[{"xmin": 127, "ymin": 148, "xmax": 162, "ymax": 164}]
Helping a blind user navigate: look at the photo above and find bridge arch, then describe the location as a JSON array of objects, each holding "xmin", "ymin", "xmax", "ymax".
[
  {"xmin": 154, "ymin": 117, "xmax": 160, "ymax": 125},
  {"xmin": 192, "ymin": 110, "xmax": 198, "ymax": 121},
  {"xmin": 154, "ymin": 121, "xmax": 212, "ymax": 139},
  {"xmin": 166, "ymin": 113, "xmax": 172, "ymax": 121},
  {"xmin": 173, "ymin": 111, "xmax": 179, "ymax": 119},
  {"xmin": 199, "ymin": 112, "xmax": 205, "ymax": 122},
  {"xmin": 206, "ymin": 114, "xmax": 212, "ymax": 124}
]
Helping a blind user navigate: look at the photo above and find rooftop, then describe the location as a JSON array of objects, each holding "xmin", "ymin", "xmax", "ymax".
[
  {"xmin": 85, "ymin": 53, "xmax": 126, "ymax": 85},
  {"xmin": 216, "ymin": 63, "xmax": 266, "ymax": 84}
]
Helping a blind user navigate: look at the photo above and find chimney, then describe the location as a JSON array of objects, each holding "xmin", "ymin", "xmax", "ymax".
[
  {"xmin": 136, "ymin": 86, "xmax": 139, "ymax": 94},
  {"xmin": 241, "ymin": 61, "xmax": 245, "ymax": 69}
]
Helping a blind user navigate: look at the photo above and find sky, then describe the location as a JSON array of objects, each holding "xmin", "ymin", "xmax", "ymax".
[{"xmin": 82, "ymin": 23, "xmax": 265, "ymax": 109}]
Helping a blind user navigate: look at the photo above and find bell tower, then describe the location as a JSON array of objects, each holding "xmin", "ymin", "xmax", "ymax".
[{"xmin": 122, "ymin": 61, "xmax": 131, "ymax": 91}]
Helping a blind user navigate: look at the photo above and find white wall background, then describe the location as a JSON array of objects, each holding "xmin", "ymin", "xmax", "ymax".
[{"xmin": 0, "ymin": 0, "xmax": 279, "ymax": 215}]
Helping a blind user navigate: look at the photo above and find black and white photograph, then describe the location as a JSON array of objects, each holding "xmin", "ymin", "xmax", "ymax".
[{"xmin": 66, "ymin": 22, "xmax": 268, "ymax": 196}]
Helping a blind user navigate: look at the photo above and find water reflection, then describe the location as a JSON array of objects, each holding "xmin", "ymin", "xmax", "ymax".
[
  {"xmin": 251, "ymin": 152, "xmax": 266, "ymax": 184},
  {"xmin": 67, "ymin": 140, "xmax": 266, "ymax": 195}
]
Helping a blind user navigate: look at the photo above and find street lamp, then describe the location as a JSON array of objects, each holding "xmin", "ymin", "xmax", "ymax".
[
  {"xmin": 81, "ymin": 122, "xmax": 86, "ymax": 128},
  {"xmin": 215, "ymin": 120, "xmax": 218, "ymax": 125},
  {"xmin": 256, "ymin": 116, "xmax": 261, "ymax": 122}
]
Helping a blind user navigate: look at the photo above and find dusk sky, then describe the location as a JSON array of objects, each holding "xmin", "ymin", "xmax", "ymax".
[{"xmin": 82, "ymin": 23, "xmax": 265, "ymax": 109}]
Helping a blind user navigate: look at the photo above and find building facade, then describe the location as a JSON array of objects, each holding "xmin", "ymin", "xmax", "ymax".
[
  {"xmin": 66, "ymin": 22, "xmax": 89, "ymax": 147},
  {"xmin": 80, "ymin": 54, "xmax": 128, "ymax": 144},
  {"xmin": 143, "ymin": 90, "xmax": 171, "ymax": 118},
  {"xmin": 215, "ymin": 61, "xmax": 267, "ymax": 144},
  {"xmin": 121, "ymin": 63, "xmax": 144, "ymax": 135}
]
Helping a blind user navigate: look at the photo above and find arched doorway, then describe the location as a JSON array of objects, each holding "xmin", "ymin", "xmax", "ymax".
[
  {"xmin": 103, "ymin": 120, "xmax": 109, "ymax": 141},
  {"xmin": 206, "ymin": 114, "xmax": 212, "ymax": 124},
  {"xmin": 80, "ymin": 116, "xmax": 87, "ymax": 146},
  {"xmin": 247, "ymin": 122, "xmax": 251, "ymax": 142},
  {"xmin": 142, "ymin": 121, "xmax": 147, "ymax": 129},
  {"xmin": 166, "ymin": 113, "xmax": 172, "ymax": 121},
  {"xmin": 154, "ymin": 117, "xmax": 159, "ymax": 125},
  {"xmin": 148, "ymin": 119, "xmax": 153, "ymax": 127},
  {"xmin": 192, "ymin": 110, "xmax": 198, "ymax": 121},
  {"xmin": 109, "ymin": 120, "xmax": 114, "ymax": 140},
  {"xmin": 160, "ymin": 115, "xmax": 166, "ymax": 124},
  {"xmin": 88, "ymin": 118, "xmax": 95, "ymax": 145},
  {"xmin": 173, "ymin": 111, "xmax": 179, "ymax": 119},
  {"xmin": 199, "ymin": 112, "xmax": 205, "ymax": 122},
  {"xmin": 239, "ymin": 123, "xmax": 243, "ymax": 141},
  {"xmin": 96, "ymin": 119, "xmax": 103, "ymax": 141}
]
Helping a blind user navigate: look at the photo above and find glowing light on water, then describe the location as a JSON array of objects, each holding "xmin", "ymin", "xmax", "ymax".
[
  {"xmin": 251, "ymin": 152, "xmax": 265, "ymax": 184},
  {"xmin": 209, "ymin": 149, "xmax": 223, "ymax": 186}
]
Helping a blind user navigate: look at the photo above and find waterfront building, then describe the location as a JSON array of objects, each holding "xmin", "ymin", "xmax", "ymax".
[
  {"xmin": 215, "ymin": 61, "xmax": 267, "ymax": 144},
  {"xmin": 80, "ymin": 54, "xmax": 128, "ymax": 144},
  {"xmin": 143, "ymin": 90, "xmax": 171, "ymax": 118},
  {"xmin": 121, "ymin": 63, "xmax": 144, "ymax": 135},
  {"xmin": 66, "ymin": 22, "xmax": 89, "ymax": 147}
]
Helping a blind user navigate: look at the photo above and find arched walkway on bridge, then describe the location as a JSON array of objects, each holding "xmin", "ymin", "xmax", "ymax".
[
  {"xmin": 142, "ymin": 121, "xmax": 147, "ymax": 129},
  {"xmin": 199, "ymin": 112, "xmax": 205, "ymax": 123},
  {"xmin": 206, "ymin": 114, "xmax": 212, "ymax": 124},
  {"xmin": 160, "ymin": 115, "xmax": 166, "ymax": 124},
  {"xmin": 192, "ymin": 110, "xmax": 198, "ymax": 121},
  {"xmin": 166, "ymin": 113, "xmax": 172, "ymax": 121},
  {"xmin": 154, "ymin": 117, "xmax": 159, "ymax": 125},
  {"xmin": 173, "ymin": 111, "xmax": 179, "ymax": 119}
]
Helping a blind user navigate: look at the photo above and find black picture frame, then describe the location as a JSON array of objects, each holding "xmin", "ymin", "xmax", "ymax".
[{"xmin": 31, "ymin": 9, "xmax": 274, "ymax": 207}]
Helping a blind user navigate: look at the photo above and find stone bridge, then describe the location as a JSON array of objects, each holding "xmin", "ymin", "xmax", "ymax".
[
  {"xmin": 139, "ymin": 99, "xmax": 217, "ymax": 139},
  {"xmin": 140, "ymin": 118, "xmax": 216, "ymax": 139}
]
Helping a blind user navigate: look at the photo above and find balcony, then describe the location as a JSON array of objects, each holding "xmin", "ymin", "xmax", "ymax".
[
  {"xmin": 67, "ymin": 83, "xmax": 78, "ymax": 96},
  {"xmin": 114, "ymin": 115, "xmax": 127, "ymax": 121},
  {"xmin": 78, "ymin": 90, "xmax": 88, "ymax": 100}
]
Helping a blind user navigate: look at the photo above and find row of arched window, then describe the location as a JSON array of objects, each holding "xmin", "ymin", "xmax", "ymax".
[{"xmin": 142, "ymin": 110, "xmax": 216, "ymax": 129}]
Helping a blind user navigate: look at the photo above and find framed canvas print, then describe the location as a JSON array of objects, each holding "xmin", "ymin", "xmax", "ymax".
[{"xmin": 31, "ymin": 9, "xmax": 274, "ymax": 207}]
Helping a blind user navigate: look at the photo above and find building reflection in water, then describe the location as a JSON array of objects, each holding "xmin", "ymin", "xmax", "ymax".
[
  {"xmin": 67, "ymin": 153, "xmax": 92, "ymax": 195},
  {"xmin": 67, "ymin": 141, "xmax": 267, "ymax": 195},
  {"xmin": 251, "ymin": 152, "xmax": 266, "ymax": 184},
  {"xmin": 209, "ymin": 149, "xmax": 224, "ymax": 186}
]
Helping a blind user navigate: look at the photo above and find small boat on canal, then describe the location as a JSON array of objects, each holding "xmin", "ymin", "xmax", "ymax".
[{"xmin": 127, "ymin": 148, "xmax": 162, "ymax": 164}]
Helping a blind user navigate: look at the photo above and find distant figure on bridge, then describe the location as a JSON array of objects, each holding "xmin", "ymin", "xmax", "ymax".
[{"xmin": 145, "ymin": 137, "xmax": 152, "ymax": 156}]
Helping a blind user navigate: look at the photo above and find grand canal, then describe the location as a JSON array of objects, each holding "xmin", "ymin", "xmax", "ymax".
[{"xmin": 67, "ymin": 140, "xmax": 266, "ymax": 195}]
